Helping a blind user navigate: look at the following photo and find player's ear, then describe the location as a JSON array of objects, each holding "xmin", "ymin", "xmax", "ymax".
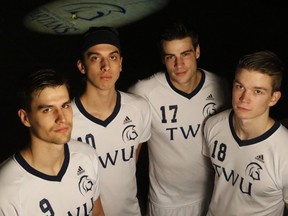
[
  {"xmin": 77, "ymin": 60, "xmax": 86, "ymax": 74},
  {"xmin": 269, "ymin": 91, "xmax": 281, "ymax": 107},
  {"xmin": 119, "ymin": 56, "xmax": 123, "ymax": 72},
  {"xmin": 195, "ymin": 44, "xmax": 200, "ymax": 59},
  {"xmin": 18, "ymin": 109, "xmax": 31, "ymax": 127}
]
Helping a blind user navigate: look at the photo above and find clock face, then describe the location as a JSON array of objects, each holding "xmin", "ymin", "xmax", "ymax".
[{"xmin": 23, "ymin": 0, "xmax": 168, "ymax": 35}]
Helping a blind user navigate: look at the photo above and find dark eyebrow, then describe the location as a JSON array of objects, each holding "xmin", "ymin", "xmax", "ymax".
[
  {"xmin": 233, "ymin": 79, "xmax": 268, "ymax": 91},
  {"xmin": 233, "ymin": 79, "xmax": 240, "ymax": 84},
  {"xmin": 37, "ymin": 99, "xmax": 71, "ymax": 110},
  {"xmin": 253, "ymin": 86, "xmax": 268, "ymax": 91},
  {"xmin": 181, "ymin": 49, "xmax": 193, "ymax": 55},
  {"xmin": 164, "ymin": 49, "xmax": 193, "ymax": 57},
  {"xmin": 37, "ymin": 104, "xmax": 53, "ymax": 110},
  {"xmin": 87, "ymin": 50, "xmax": 120, "ymax": 57}
]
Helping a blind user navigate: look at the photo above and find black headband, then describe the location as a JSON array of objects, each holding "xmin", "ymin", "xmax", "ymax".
[{"xmin": 80, "ymin": 27, "xmax": 121, "ymax": 55}]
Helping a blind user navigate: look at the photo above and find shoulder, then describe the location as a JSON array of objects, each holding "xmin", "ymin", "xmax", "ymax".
[
  {"xmin": 205, "ymin": 109, "xmax": 231, "ymax": 129},
  {"xmin": 0, "ymin": 156, "xmax": 18, "ymax": 180},
  {"xmin": 0, "ymin": 156, "xmax": 23, "ymax": 199},
  {"xmin": 68, "ymin": 139, "xmax": 98, "ymax": 158},
  {"xmin": 201, "ymin": 69, "xmax": 227, "ymax": 84},
  {"xmin": 280, "ymin": 118, "xmax": 288, "ymax": 129},
  {"xmin": 203, "ymin": 110, "xmax": 231, "ymax": 146},
  {"xmin": 120, "ymin": 91, "xmax": 150, "ymax": 108},
  {"xmin": 201, "ymin": 68, "xmax": 220, "ymax": 78},
  {"xmin": 119, "ymin": 91, "xmax": 152, "ymax": 126},
  {"xmin": 201, "ymin": 69, "xmax": 232, "ymax": 109},
  {"xmin": 276, "ymin": 123, "xmax": 288, "ymax": 138},
  {"xmin": 127, "ymin": 72, "xmax": 166, "ymax": 96}
]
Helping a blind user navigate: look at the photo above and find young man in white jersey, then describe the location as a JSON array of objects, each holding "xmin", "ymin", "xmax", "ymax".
[
  {"xmin": 128, "ymin": 20, "xmax": 230, "ymax": 216},
  {"xmin": 203, "ymin": 51, "xmax": 288, "ymax": 215},
  {"xmin": 71, "ymin": 27, "xmax": 152, "ymax": 216},
  {"xmin": 0, "ymin": 69, "xmax": 104, "ymax": 216}
]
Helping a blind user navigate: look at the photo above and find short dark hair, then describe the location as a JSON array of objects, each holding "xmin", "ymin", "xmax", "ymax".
[
  {"xmin": 158, "ymin": 19, "xmax": 199, "ymax": 57},
  {"xmin": 235, "ymin": 51, "xmax": 283, "ymax": 92},
  {"xmin": 17, "ymin": 69, "xmax": 70, "ymax": 111}
]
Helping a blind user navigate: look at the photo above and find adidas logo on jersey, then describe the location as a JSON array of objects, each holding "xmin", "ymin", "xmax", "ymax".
[
  {"xmin": 77, "ymin": 166, "xmax": 85, "ymax": 175},
  {"xmin": 123, "ymin": 116, "xmax": 132, "ymax": 124},
  {"xmin": 255, "ymin": 154, "xmax": 264, "ymax": 163},
  {"xmin": 206, "ymin": 94, "xmax": 214, "ymax": 100}
]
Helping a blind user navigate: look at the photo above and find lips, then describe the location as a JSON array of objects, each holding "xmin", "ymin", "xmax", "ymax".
[
  {"xmin": 55, "ymin": 127, "xmax": 70, "ymax": 133},
  {"xmin": 236, "ymin": 106, "xmax": 250, "ymax": 112},
  {"xmin": 101, "ymin": 75, "xmax": 112, "ymax": 80},
  {"xmin": 174, "ymin": 71, "xmax": 186, "ymax": 76}
]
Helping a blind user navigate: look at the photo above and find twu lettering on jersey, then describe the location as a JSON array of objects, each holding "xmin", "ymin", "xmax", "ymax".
[
  {"xmin": 39, "ymin": 196, "xmax": 94, "ymax": 216},
  {"xmin": 67, "ymin": 197, "xmax": 94, "ymax": 216},
  {"xmin": 161, "ymin": 102, "xmax": 217, "ymax": 140},
  {"xmin": 211, "ymin": 140, "xmax": 263, "ymax": 196},
  {"xmin": 77, "ymin": 124, "xmax": 138, "ymax": 168},
  {"xmin": 166, "ymin": 124, "xmax": 201, "ymax": 140}
]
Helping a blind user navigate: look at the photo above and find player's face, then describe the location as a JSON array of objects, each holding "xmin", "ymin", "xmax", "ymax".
[
  {"xmin": 232, "ymin": 69, "xmax": 280, "ymax": 121},
  {"xmin": 162, "ymin": 37, "xmax": 200, "ymax": 91},
  {"xmin": 20, "ymin": 85, "xmax": 73, "ymax": 145},
  {"xmin": 78, "ymin": 43, "xmax": 122, "ymax": 91}
]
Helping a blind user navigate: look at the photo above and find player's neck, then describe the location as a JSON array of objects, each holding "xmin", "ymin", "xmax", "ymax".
[
  {"xmin": 170, "ymin": 69, "xmax": 201, "ymax": 94},
  {"xmin": 80, "ymin": 89, "xmax": 117, "ymax": 120},
  {"xmin": 233, "ymin": 115, "xmax": 275, "ymax": 140},
  {"xmin": 21, "ymin": 145, "xmax": 65, "ymax": 176}
]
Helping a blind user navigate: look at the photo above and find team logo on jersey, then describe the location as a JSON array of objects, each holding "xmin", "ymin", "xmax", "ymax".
[
  {"xmin": 245, "ymin": 162, "xmax": 263, "ymax": 181},
  {"xmin": 202, "ymin": 102, "xmax": 217, "ymax": 117},
  {"xmin": 78, "ymin": 175, "xmax": 94, "ymax": 195},
  {"xmin": 122, "ymin": 125, "xmax": 138, "ymax": 142}
]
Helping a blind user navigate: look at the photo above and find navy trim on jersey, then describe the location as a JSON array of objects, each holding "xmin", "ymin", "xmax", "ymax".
[
  {"xmin": 74, "ymin": 91, "xmax": 121, "ymax": 127},
  {"xmin": 229, "ymin": 110, "xmax": 281, "ymax": 146},
  {"xmin": 165, "ymin": 69, "xmax": 205, "ymax": 99},
  {"xmin": 14, "ymin": 144, "xmax": 70, "ymax": 181}
]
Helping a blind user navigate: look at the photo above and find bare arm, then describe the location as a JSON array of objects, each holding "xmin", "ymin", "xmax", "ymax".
[
  {"xmin": 136, "ymin": 143, "xmax": 142, "ymax": 162},
  {"xmin": 92, "ymin": 197, "xmax": 105, "ymax": 216}
]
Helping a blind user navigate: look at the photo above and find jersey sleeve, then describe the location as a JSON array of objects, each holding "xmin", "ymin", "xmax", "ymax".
[
  {"xmin": 127, "ymin": 80, "xmax": 145, "ymax": 97},
  {"xmin": 0, "ymin": 157, "xmax": 21, "ymax": 216},
  {"xmin": 202, "ymin": 117, "xmax": 212, "ymax": 157},
  {"xmin": 138, "ymin": 96, "xmax": 152, "ymax": 143}
]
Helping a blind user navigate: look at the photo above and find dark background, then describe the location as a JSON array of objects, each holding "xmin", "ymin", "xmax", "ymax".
[
  {"xmin": 1, "ymin": 0, "xmax": 288, "ymax": 161},
  {"xmin": 1, "ymin": 1, "xmax": 288, "ymax": 215}
]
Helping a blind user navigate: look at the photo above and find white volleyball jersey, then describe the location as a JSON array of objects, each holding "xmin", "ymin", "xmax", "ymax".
[
  {"xmin": 0, "ymin": 140, "xmax": 101, "ymax": 216},
  {"xmin": 71, "ymin": 91, "xmax": 151, "ymax": 216},
  {"xmin": 203, "ymin": 109, "xmax": 288, "ymax": 216},
  {"xmin": 128, "ymin": 70, "xmax": 229, "ymax": 215}
]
